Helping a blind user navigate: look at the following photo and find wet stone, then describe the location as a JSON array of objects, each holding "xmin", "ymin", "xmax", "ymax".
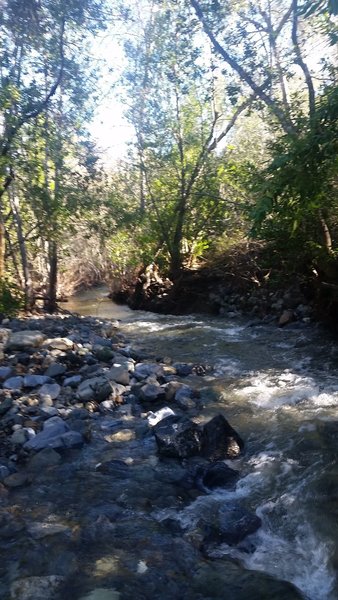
[
  {"xmin": 0, "ymin": 366, "xmax": 13, "ymax": 381},
  {"xmin": 4, "ymin": 472, "xmax": 31, "ymax": 488},
  {"xmin": 38, "ymin": 383, "xmax": 61, "ymax": 399},
  {"xmin": 202, "ymin": 504, "xmax": 262, "ymax": 547},
  {"xmin": 199, "ymin": 461, "xmax": 240, "ymax": 490},
  {"xmin": 0, "ymin": 397, "xmax": 13, "ymax": 415},
  {"xmin": 44, "ymin": 363, "xmax": 66, "ymax": 378},
  {"xmin": 63, "ymin": 374, "xmax": 82, "ymax": 387},
  {"xmin": 140, "ymin": 383, "xmax": 166, "ymax": 403},
  {"xmin": 201, "ymin": 414, "xmax": 244, "ymax": 460},
  {"xmin": 23, "ymin": 375, "xmax": 51, "ymax": 388},
  {"xmin": 134, "ymin": 362, "xmax": 164, "ymax": 380},
  {"xmin": 154, "ymin": 416, "xmax": 203, "ymax": 458},
  {"xmin": 10, "ymin": 575, "xmax": 64, "ymax": 600},
  {"xmin": 0, "ymin": 509, "xmax": 25, "ymax": 538},
  {"xmin": 3, "ymin": 376, "xmax": 24, "ymax": 390},
  {"xmin": 27, "ymin": 448, "xmax": 62, "ymax": 471}
]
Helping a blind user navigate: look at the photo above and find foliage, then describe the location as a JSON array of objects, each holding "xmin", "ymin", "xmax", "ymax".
[{"xmin": 0, "ymin": 278, "xmax": 23, "ymax": 315}]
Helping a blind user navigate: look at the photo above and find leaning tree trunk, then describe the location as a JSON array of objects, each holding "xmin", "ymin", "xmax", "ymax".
[{"xmin": 9, "ymin": 186, "xmax": 34, "ymax": 309}]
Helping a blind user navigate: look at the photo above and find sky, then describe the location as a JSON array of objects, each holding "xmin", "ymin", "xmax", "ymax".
[{"xmin": 87, "ymin": 31, "xmax": 134, "ymax": 166}]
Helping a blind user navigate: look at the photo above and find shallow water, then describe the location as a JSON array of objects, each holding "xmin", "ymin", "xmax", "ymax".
[{"xmin": 14, "ymin": 288, "xmax": 338, "ymax": 598}]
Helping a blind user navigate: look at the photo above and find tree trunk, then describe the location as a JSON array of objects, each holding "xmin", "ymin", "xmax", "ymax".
[
  {"xmin": 0, "ymin": 222, "xmax": 5, "ymax": 280},
  {"xmin": 45, "ymin": 240, "xmax": 58, "ymax": 312},
  {"xmin": 9, "ymin": 187, "xmax": 34, "ymax": 309}
]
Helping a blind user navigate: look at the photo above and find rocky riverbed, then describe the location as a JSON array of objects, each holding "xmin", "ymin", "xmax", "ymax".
[{"xmin": 0, "ymin": 312, "xmax": 306, "ymax": 599}]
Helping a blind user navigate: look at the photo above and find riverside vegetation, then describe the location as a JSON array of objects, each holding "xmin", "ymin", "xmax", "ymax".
[{"xmin": 0, "ymin": 0, "xmax": 338, "ymax": 321}]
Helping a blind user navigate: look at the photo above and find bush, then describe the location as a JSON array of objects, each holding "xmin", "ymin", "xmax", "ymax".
[{"xmin": 0, "ymin": 278, "xmax": 23, "ymax": 316}]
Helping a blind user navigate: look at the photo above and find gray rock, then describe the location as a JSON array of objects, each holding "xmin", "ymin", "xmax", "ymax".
[
  {"xmin": 10, "ymin": 575, "xmax": 64, "ymax": 600},
  {"xmin": 11, "ymin": 429, "xmax": 29, "ymax": 445},
  {"xmin": 4, "ymin": 472, "xmax": 30, "ymax": 487},
  {"xmin": 60, "ymin": 430, "xmax": 84, "ymax": 449},
  {"xmin": 27, "ymin": 448, "xmax": 61, "ymax": 470},
  {"xmin": 40, "ymin": 406, "xmax": 58, "ymax": 417},
  {"xmin": 134, "ymin": 363, "xmax": 164, "ymax": 380},
  {"xmin": 164, "ymin": 380, "xmax": 183, "ymax": 401},
  {"xmin": 63, "ymin": 375, "xmax": 82, "ymax": 387},
  {"xmin": 140, "ymin": 383, "xmax": 166, "ymax": 403},
  {"xmin": 24, "ymin": 417, "xmax": 69, "ymax": 451},
  {"xmin": 3, "ymin": 376, "xmax": 24, "ymax": 390},
  {"xmin": 0, "ymin": 397, "xmax": 13, "ymax": 415},
  {"xmin": 93, "ymin": 346, "xmax": 115, "ymax": 362},
  {"xmin": 6, "ymin": 330, "xmax": 46, "ymax": 351},
  {"xmin": 0, "ymin": 366, "xmax": 13, "ymax": 381},
  {"xmin": 27, "ymin": 522, "xmax": 71, "ymax": 540},
  {"xmin": 23, "ymin": 375, "xmax": 51, "ymax": 388},
  {"xmin": 200, "ymin": 462, "xmax": 239, "ymax": 490},
  {"xmin": 38, "ymin": 383, "xmax": 61, "ymax": 399},
  {"xmin": 77, "ymin": 376, "xmax": 113, "ymax": 403},
  {"xmin": 174, "ymin": 385, "xmax": 197, "ymax": 409},
  {"xmin": 0, "ymin": 509, "xmax": 25, "ymax": 538},
  {"xmin": 44, "ymin": 363, "xmax": 66, "ymax": 378},
  {"xmin": 0, "ymin": 465, "xmax": 10, "ymax": 481},
  {"xmin": 172, "ymin": 362, "xmax": 193, "ymax": 376},
  {"xmin": 106, "ymin": 365, "xmax": 130, "ymax": 385},
  {"xmin": 43, "ymin": 337, "xmax": 74, "ymax": 350}
]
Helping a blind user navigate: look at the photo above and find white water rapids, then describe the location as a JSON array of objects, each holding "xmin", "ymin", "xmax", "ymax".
[{"xmin": 62, "ymin": 287, "xmax": 338, "ymax": 600}]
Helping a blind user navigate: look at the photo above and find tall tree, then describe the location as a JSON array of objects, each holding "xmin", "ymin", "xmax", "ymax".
[{"xmin": 123, "ymin": 0, "xmax": 249, "ymax": 278}]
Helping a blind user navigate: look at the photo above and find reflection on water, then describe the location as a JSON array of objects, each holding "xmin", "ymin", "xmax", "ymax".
[{"xmin": 60, "ymin": 286, "xmax": 132, "ymax": 320}]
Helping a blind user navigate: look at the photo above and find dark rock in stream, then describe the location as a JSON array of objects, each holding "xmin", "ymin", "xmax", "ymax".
[
  {"xmin": 201, "ymin": 414, "xmax": 244, "ymax": 460},
  {"xmin": 153, "ymin": 415, "xmax": 203, "ymax": 458},
  {"xmin": 201, "ymin": 504, "xmax": 262, "ymax": 548},
  {"xmin": 199, "ymin": 461, "xmax": 240, "ymax": 490},
  {"xmin": 153, "ymin": 413, "xmax": 244, "ymax": 461}
]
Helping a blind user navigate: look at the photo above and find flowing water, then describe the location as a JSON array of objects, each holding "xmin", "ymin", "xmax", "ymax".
[{"xmin": 62, "ymin": 287, "xmax": 338, "ymax": 599}]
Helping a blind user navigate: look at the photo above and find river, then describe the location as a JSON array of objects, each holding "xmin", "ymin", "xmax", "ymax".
[{"xmin": 59, "ymin": 287, "xmax": 338, "ymax": 599}]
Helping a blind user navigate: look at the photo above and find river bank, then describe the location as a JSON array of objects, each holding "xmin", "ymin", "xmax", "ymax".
[{"xmin": 0, "ymin": 303, "xmax": 337, "ymax": 599}]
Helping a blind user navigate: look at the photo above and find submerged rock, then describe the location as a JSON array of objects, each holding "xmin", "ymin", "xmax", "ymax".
[
  {"xmin": 10, "ymin": 575, "xmax": 64, "ymax": 600},
  {"xmin": 200, "ymin": 461, "xmax": 239, "ymax": 490},
  {"xmin": 24, "ymin": 416, "xmax": 84, "ymax": 451}
]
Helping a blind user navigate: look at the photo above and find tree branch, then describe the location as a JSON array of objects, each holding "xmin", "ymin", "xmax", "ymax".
[
  {"xmin": 190, "ymin": 0, "xmax": 296, "ymax": 134},
  {"xmin": 291, "ymin": 0, "xmax": 316, "ymax": 119}
]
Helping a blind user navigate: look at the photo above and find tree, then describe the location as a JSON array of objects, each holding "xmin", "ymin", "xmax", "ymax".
[
  {"xmin": 0, "ymin": 0, "xmax": 108, "ymax": 309},
  {"xmin": 122, "ymin": 0, "xmax": 250, "ymax": 278},
  {"xmin": 190, "ymin": 0, "xmax": 338, "ymax": 268}
]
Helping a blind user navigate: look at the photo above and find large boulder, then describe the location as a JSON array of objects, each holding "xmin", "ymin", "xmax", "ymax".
[
  {"xmin": 201, "ymin": 414, "xmax": 244, "ymax": 460},
  {"xmin": 153, "ymin": 414, "xmax": 244, "ymax": 461},
  {"xmin": 6, "ymin": 330, "xmax": 46, "ymax": 351},
  {"xmin": 153, "ymin": 416, "xmax": 202, "ymax": 458}
]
